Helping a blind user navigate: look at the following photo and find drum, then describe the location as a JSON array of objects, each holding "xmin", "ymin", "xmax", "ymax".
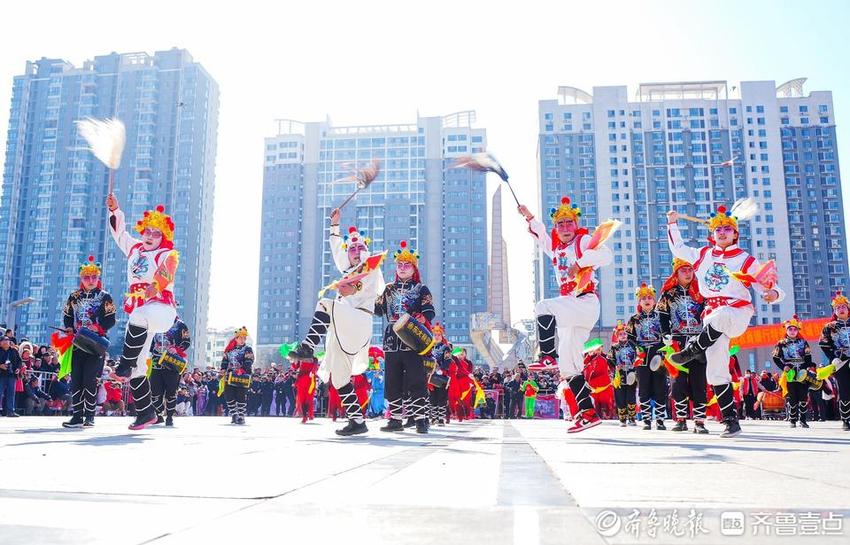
[
  {"xmin": 760, "ymin": 391, "xmax": 785, "ymax": 412},
  {"xmin": 226, "ymin": 372, "xmax": 252, "ymax": 389},
  {"xmin": 429, "ymin": 371, "xmax": 449, "ymax": 388},
  {"xmin": 649, "ymin": 355, "xmax": 663, "ymax": 372},
  {"xmin": 626, "ymin": 370, "xmax": 636, "ymax": 386},
  {"xmin": 393, "ymin": 313, "xmax": 436, "ymax": 355},
  {"xmin": 797, "ymin": 369, "xmax": 823, "ymax": 390},
  {"xmin": 159, "ymin": 352, "xmax": 188, "ymax": 375},
  {"xmin": 73, "ymin": 328, "xmax": 110, "ymax": 356}
]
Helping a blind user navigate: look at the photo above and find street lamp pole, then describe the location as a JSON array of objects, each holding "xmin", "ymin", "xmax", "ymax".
[{"xmin": 5, "ymin": 297, "xmax": 36, "ymax": 332}]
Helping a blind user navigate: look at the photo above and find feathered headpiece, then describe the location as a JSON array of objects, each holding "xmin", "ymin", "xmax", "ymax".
[
  {"xmin": 661, "ymin": 258, "xmax": 701, "ymax": 302},
  {"xmin": 635, "ymin": 282, "xmax": 656, "ymax": 300},
  {"xmin": 707, "ymin": 198, "xmax": 759, "ymax": 232},
  {"xmin": 550, "ymin": 196, "xmax": 581, "ymax": 224},
  {"xmin": 393, "ymin": 240, "xmax": 419, "ymax": 265},
  {"xmin": 783, "ymin": 315, "xmax": 803, "ymax": 330},
  {"xmin": 341, "ymin": 226, "xmax": 370, "ymax": 250},
  {"xmin": 431, "ymin": 321, "xmax": 445, "ymax": 337},
  {"xmin": 611, "ymin": 320, "xmax": 627, "ymax": 343},
  {"xmin": 582, "ymin": 338, "xmax": 604, "ymax": 354},
  {"xmin": 832, "ymin": 290, "xmax": 849, "ymax": 309},
  {"xmin": 135, "ymin": 204, "xmax": 175, "ymax": 243},
  {"xmin": 79, "ymin": 255, "xmax": 102, "ymax": 277},
  {"xmin": 224, "ymin": 326, "xmax": 249, "ymax": 354}
]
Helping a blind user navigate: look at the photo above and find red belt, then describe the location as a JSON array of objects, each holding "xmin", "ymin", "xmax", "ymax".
[
  {"xmin": 560, "ymin": 281, "xmax": 596, "ymax": 297},
  {"xmin": 124, "ymin": 283, "xmax": 176, "ymax": 313},
  {"xmin": 702, "ymin": 297, "xmax": 752, "ymax": 319}
]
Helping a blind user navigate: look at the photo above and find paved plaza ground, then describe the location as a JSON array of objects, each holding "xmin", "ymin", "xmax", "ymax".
[{"xmin": 1, "ymin": 416, "xmax": 848, "ymax": 544}]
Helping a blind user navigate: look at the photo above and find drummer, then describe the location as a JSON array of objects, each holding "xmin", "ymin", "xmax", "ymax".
[
  {"xmin": 148, "ymin": 316, "xmax": 191, "ymax": 427},
  {"xmin": 375, "ymin": 240, "xmax": 436, "ymax": 434},
  {"xmin": 61, "ymin": 256, "xmax": 117, "ymax": 428},
  {"xmin": 657, "ymin": 258, "xmax": 707, "ymax": 433},
  {"xmin": 606, "ymin": 321, "xmax": 637, "ymax": 427},
  {"xmin": 428, "ymin": 322, "xmax": 452, "ymax": 426}
]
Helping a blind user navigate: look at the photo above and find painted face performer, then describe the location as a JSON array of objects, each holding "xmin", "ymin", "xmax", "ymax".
[
  {"xmin": 221, "ymin": 327, "xmax": 254, "ymax": 425},
  {"xmin": 627, "ymin": 283, "xmax": 668, "ymax": 430},
  {"xmin": 657, "ymin": 258, "xmax": 708, "ymax": 434},
  {"xmin": 667, "ymin": 205, "xmax": 783, "ymax": 438},
  {"xmin": 607, "ymin": 321, "xmax": 637, "ymax": 427},
  {"xmin": 773, "ymin": 315, "xmax": 814, "ymax": 428},
  {"xmin": 428, "ymin": 322, "xmax": 452, "ymax": 427},
  {"xmin": 148, "ymin": 317, "xmax": 191, "ymax": 427},
  {"xmin": 519, "ymin": 197, "xmax": 614, "ymax": 433},
  {"xmin": 819, "ymin": 292, "xmax": 850, "ymax": 431},
  {"xmin": 289, "ymin": 208, "xmax": 385, "ymax": 437},
  {"xmin": 61, "ymin": 256, "xmax": 116, "ymax": 428},
  {"xmin": 375, "ymin": 240, "xmax": 435, "ymax": 434},
  {"xmin": 107, "ymin": 193, "xmax": 179, "ymax": 431}
]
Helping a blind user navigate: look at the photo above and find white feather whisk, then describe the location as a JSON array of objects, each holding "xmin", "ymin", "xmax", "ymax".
[
  {"xmin": 729, "ymin": 197, "xmax": 759, "ymax": 221},
  {"xmin": 76, "ymin": 117, "xmax": 126, "ymax": 193}
]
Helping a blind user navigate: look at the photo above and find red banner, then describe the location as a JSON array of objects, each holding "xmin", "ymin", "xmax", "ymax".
[{"xmin": 731, "ymin": 317, "xmax": 829, "ymax": 350}]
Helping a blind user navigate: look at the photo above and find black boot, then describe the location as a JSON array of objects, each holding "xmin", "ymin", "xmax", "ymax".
[
  {"xmin": 62, "ymin": 414, "xmax": 84, "ymax": 428},
  {"xmin": 715, "ymin": 382, "xmax": 740, "ymax": 438},
  {"xmin": 83, "ymin": 416, "xmax": 95, "ymax": 428},
  {"xmin": 655, "ymin": 419, "xmax": 666, "ymax": 430},
  {"xmin": 116, "ymin": 323, "xmax": 148, "ymax": 377},
  {"xmin": 291, "ymin": 310, "xmax": 330, "ymax": 359},
  {"xmin": 165, "ymin": 415, "xmax": 174, "ymax": 427},
  {"xmin": 536, "ymin": 314, "xmax": 558, "ymax": 361},
  {"xmin": 415, "ymin": 419, "xmax": 429, "ymax": 434},
  {"xmin": 721, "ymin": 418, "xmax": 741, "ymax": 438},
  {"xmin": 129, "ymin": 408, "xmax": 157, "ymax": 430},
  {"xmin": 670, "ymin": 326, "xmax": 722, "ymax": 365},
  {"xmin": 128, "ymin": 377, "xmax": 156, "ymax": 430},
  {"xmin": 671, "ymin": 420, "xmax": 687, "ymax": 432},
  {"xmin": 643, "ymin": 419, "xmax": 652, "ymax": 430},
  {"xmin": 842, "ymin": 420, "xmax": 850, "ymax": 431},
  {"xmin": 336, "ymin": 419, "xmax": 368, "ymax": 436},
  {"xmin": 288, "ymin": 343, "xmax": 314, "ymax": 360},
  {"xmin": 337, "ymin": 383, "xmax": 367, "ymax": 435},
  {"xmin": 693, "ymin": 421, "xmax": 708, "ymax": 434},
  {"xmin": 404, "ymin": 416, "xmax": 416, "ymax": 428},
  {"xmin": 789, "ymin": 420, "xmax": 797, "ymax": 428},
  {"xmin": 380, "ymin": 419, "xmax": 404, "ymax": 432}
]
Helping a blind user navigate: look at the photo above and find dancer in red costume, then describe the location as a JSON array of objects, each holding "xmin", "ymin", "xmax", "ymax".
[
  {"xmin": 293, "ymin": 356, "xmax": 318, "ymax": 423},
  {"xmin": 455, "ymin": 348, "xmax": 475, "ymax": 421},
  {"xmin": 352, "ymin": 373, "xmax": 370, "ymax": 417},
  {"xmin": 582, "ymin": 339, "xmax": 614, "ymax": 420},
  {"xmin": 327, "ymin": 381, "xmax": 342, "ymax": 421}
]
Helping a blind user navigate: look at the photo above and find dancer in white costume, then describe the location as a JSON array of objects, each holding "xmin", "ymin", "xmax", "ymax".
[
  {"xmin": 289, "ymin": 208, "xmax": 385, "ymax": 436},
  {"xmin": 519, "ymin": 196, "xmax": 614, "ymax": 434},
  {"xmin": 107, "ymin": 193, "xmax": 179, "ymax": 431},
  {"xmin": 667, "ymin": 205, "xmax": 783, "ymax": 437}
]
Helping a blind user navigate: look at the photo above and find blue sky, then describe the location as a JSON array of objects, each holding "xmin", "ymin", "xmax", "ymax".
[{"xmin": 0, "ymin": 1, "xmax": 848, "ymax": 335}]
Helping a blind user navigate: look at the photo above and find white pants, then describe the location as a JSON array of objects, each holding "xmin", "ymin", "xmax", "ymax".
[
  {"xmin": 127, "ymin": 302, "xmax": 177, "ymax": 379},
  {"xmin": 535, "ymin": 294, "xmax": 600, "ymax": 377},
  {"xmin": 703, "ymin": 305, "xmax": 754, "ymax": 385},
  {"xmin": 316, "ymin": 297, "xmax": 372, "ymax": 389}
]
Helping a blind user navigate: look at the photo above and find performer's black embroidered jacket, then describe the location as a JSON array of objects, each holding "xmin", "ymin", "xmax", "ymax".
[
  {"xmin": 656, "ymin": 285, "xmax": 703, "ymax": 340},
  {"xmin": 221, "ymin": 344, "xmax": 255, "ymax": 374},
  {"xmin": 772, "ymin": 336, "xmax": 813, "ymax": 370},
  {"xmin": 150, "ymin": 319, "xmax": 191, "ymax": 369},
  {"xmin": 819, "ymin": 318, "xmax": 850, "ymax": 363},
  {"xmin": 62, "ymin": 287, "xmax": 116, "ymax": 336},
  {"xmin": 375, "ymin": 280, "xmax": 435, "ymax": 352}
]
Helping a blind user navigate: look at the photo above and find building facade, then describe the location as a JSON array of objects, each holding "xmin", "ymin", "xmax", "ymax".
[
  {"xmin": 257, "ymin": 112, "xmax": 488, "ymax": 356},
  {"xmin": 537, "ymin": 80, "xmax": 845, "ymax": 327},
  {"xmin": 0, "ymin": 49, "xmax": 219, "ymax": 365}
]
